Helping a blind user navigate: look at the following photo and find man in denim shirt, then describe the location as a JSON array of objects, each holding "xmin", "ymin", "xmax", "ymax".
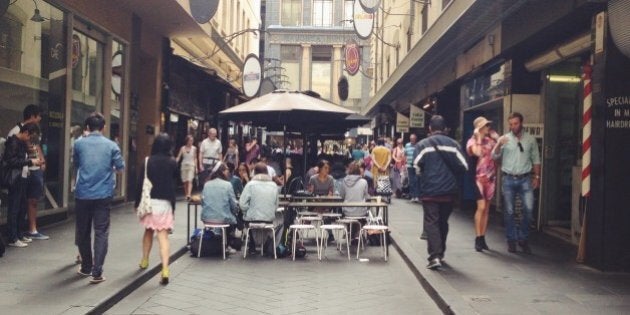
[
  {"xmin": 492, "ymin": 112, "xmax": 541, "ymax": 254},
  {"xmin": 73, "ymin": 113, "xmax": 125, "ymax": 283}
]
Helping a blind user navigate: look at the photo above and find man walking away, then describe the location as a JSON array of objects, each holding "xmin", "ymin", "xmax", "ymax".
[
  {"xmin": 73, "ymin": 113, "xmax": 125, "ymax": 283},
  {"xmin": 405, "ymin": 134, "xmax": 420, "ymax": 202},
  {"xmin": 492, "ymin": 112, "xmax": 541, "ymax": 254},
  {"xmin": 414, "ymin": 115, "xmax": 468, "ymax": 270}
]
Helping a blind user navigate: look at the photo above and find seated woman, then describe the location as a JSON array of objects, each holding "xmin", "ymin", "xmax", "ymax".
[
  {"xmin": 308, "ymin": 159, "xmax": 334, "ymax": 196},
  {"xmin": 339, "ymin": 162, "xmax": 370, "ymax": 240},
  {"xmin": 201, "ymin": 162, "xmax": 239, "ymax": 253},
  {"xmin": 239, "ymin": 162, "xmax": 279, "ymax": 253}
]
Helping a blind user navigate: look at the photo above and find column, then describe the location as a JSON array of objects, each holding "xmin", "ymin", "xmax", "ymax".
[
  {"xmin": 301, "ymin": 44, "xmax": 311, "ymax": 91},
  {"xmin": 332, "ymin": 44, "xmax": 343, "ymax": 105}
]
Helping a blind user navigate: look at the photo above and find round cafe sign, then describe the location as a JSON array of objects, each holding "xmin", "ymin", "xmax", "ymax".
[
  {"xmin": 344, "ymin": 40, "xmax": 360, "ymax": 76},
  {"xmin": 359, "ymin": 0, "xmax": 381, "ymax": 13},
  {"xmin": 242, "ymin": 54, "xmax": 262, "ymax": 98},
  {"xmin": 353, "ymin": 0, "xmax": 374, "ymax": 40}
]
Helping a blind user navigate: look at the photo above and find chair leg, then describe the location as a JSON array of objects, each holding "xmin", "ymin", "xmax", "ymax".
[
  {"xmin": 356, "ymin": 229, "xmax": 362, "ymax": 260},
  {"xmin": 314, "ymin": 228, "xmax": 320, "ymax": 258},
  {"xmin": 384, "ymin": 230, "xmax": 388, "ymax": 261},
  {"xmin": 292, "ymin": 229, "xmax": 297, "ymax": 261},
  {"xmin": 271, "ymin": 228, "xmax": 277, "ymax": 260},
  {"xmin": 318, "ymin": 229, "xmax": 324, "ymax": 260},
  {"xmin": 222, "ymin": 227, "xmax": 226, "ymax": 260},
  {"xmin": 243, "ymin": 227, "xmax": 250, "ymax": 259},
  {"xmin": 260, "ymin": 229, "xmax": 264, "ymax": 257},
  {"xmin": 197, "ymin": 229, "xmax": 204, "ymax": 258},
  {"xmin": 345, "ymin": 228, "xmax": 350, "ymax": 261}
]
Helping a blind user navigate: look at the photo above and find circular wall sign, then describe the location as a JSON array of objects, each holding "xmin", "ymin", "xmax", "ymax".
[
  {"xmin": 344, "ymin": 39, "xmax": 361, "ymax": 76},
  {"xmin": 353, "ymin": 0, "xmax": 374, "ymax": 40},
  {"xmin": 189, "ymin": 0, "xmax": 219, "ymax": 24},
  {"xmin": 359, "ymin": 0, "xmax": 381, "ymax": 13},
  {"xmin": 242, "ymin": 54, "xmax": 262, "ymax": 98}
]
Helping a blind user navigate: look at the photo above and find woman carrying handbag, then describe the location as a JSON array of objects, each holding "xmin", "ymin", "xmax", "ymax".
[{"xmin": 135, "ymin": 133, "xmax": 178, "ymax": 284}]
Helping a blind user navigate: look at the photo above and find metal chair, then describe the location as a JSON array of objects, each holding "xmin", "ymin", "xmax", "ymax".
[
  {"xmin": 242, "ymin": 223, "xmax": 277, "ymax": 259},
  {"xmin": 198, "ymin": 223, "xmax": 230, "ymax": 260}
]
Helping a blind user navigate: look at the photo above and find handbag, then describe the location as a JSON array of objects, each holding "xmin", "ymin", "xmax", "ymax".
[
  {"xmin": 376, "ymin": 175, "xmax": 392, "ymax": 195},
  {"xmin": 137, "ymin": 157, "xmax": 153, "ymax": 218}
]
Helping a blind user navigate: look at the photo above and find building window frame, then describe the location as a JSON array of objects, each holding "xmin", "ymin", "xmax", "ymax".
[
  {"xmin": 312, "ymin": 0, "xmax": 333, "ymax": 27},
  {"xmin": 281, "ymin": 0, "xmax": 302, "ymax": 26}
]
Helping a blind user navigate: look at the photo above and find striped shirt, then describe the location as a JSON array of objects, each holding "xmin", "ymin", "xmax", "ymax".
[{"xmin": 404, "ymin": 142, "xmax": 416, "ymax": 168}]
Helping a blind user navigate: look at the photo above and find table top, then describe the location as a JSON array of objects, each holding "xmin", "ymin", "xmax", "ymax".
[{"xmin": 286, "ymin": 201, "xmax": 388, "ymax": 208}]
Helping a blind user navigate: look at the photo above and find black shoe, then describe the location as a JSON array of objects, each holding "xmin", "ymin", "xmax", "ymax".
[
  {"xmin": 507, "ymin": 241, "xmax": 517, "ymax": 253},
  {"xmin": 248, "ymin": 246, "xmax": 258, "ymax": 254},
  {"xmin": 518, "ymin": 240, "xmax": 532, "ymax": 254},
  {"xmin": 475, "ymin": 236, "xmax": 483, "ymax": 252},
  {"xmin": 426, "ymin": 258, "xmax": 442, "ymax": 270},
  {"xmin": 480, "ymin": 236, "xmax": 490, "ymax": 250}
]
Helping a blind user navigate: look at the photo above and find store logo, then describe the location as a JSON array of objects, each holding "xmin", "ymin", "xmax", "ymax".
[{"xmin": 345, "ymin": 40, "xmax": 360, "ymax": 76}]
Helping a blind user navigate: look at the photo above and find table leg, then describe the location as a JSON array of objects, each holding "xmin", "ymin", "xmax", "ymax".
[{"xmin": 187, "ymin": 204, "xmax": 191, "ymax": 245}]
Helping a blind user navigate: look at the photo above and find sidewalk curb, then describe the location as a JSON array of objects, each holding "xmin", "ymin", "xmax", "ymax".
[
  {"xmin": 389, "ymin": 235, "xmax": 455, "ymax": 315},
  {"xmin": 86, "ymin": 246, "xmax": 189, "ymax": 315}
]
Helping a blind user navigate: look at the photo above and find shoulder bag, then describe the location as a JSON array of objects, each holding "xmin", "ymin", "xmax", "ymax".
[{"xmin": 137, "ymin": 157, "xmax": 153, "ymax": 218}]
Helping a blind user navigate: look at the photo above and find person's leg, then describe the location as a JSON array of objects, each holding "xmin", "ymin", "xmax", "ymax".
[
  {"xmin": 75, "ymin": 199, "xmax": 94, "ymax": 273},
  {"xmin": 423, "ymin": 201, "xmax": 442, "ymax": 261},
  {"xmin": 140, "ymin": 229, "xmax": 153, "ymax": 268},
  {"xmin": 7, "ymin": 182, "xmax": 25, "ymax": 243},
  {"xmin": 519, "ymin": 177, "xmax": 535, "ymax": 251},
  {"xmin": 156, "ymin": 230, "xmax": 170, "ymax": 269},
  {"xmin": 25, "ymin": 170, "xmax": 45, "ymax": 237},
  {"xmin": 438, "ymin": 201, "xmax": 453, "ymax": 258},
  {"xmin": 91, "ymin": 198, "xmax": 112, "ymax": 278},
  {"xmin": 501, "ymin": 177, "xmax": 517, "ymax": 245},
  {"xmin": 407, "ymin": 167, "xmax": 417, "ymax": 200}
]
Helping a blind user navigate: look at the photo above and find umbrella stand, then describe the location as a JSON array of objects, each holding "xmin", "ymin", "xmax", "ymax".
[{"xmin": 283, "ymin": 124, "xmax": 288, "ymax": 198}]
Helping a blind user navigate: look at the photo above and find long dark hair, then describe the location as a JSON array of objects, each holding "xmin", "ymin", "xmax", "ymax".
[
  {"xmin": 151, "ymin": 133, "xmax": 173, "ymax": 156},
  {"xmin": 210, "ymin": 163, "xmax": 229, "ymax": 181}
]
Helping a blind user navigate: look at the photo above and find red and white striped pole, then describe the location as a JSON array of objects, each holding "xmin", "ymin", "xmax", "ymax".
[{"xmin": 581, "ymin": 62, "xmax": 593, "ymax": 198}]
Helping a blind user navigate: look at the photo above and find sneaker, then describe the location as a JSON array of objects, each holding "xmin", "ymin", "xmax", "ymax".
[
  {"xmin": 226, "ymin": 246, "xmax": 237, "ymax": 254},
  {"xmin": 426, "ymin": 258, "xmax": 442, "ymax": 270},
  {"xmin": 24, "ymin": 231, "xmax": 50, "ymax": 240},
  {"xmin": 518, "ymin": 240, "xmax": 532, "ymax": 254},
  {"xmin": 19, "ymin": 236, "xmax": 32, "ymax": 243},
  {"xmin": 89, "ymin": 276, "xmax": 106, "ymax": 284},
  {"xmin": 8, "ymin": 240, "xmax": 28, "ymax": 248},
  {"xmin": 77, "ymin": 268, "xmax": 91, "ymax": 277}
]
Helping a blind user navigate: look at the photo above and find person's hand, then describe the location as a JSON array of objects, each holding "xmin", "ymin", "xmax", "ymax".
[
  {"xmin": 498, "ymin": 135, "xmax": 509, "ymax": 146},
  {"xmin": 532, "ymin": 177, "xmax": 540, "ymax": 189},
  {"xmin": 39, "ymin": 159, "xmax": 46, "ymax": 171},
  {"xmin": 30, "ymin": 159, "xmax": 42, "ymax": 166}
]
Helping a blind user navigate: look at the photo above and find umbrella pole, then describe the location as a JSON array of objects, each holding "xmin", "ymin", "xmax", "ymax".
[
  {"xmin": 303, "ymin": 132, "xmax": 308, "ymax": 188},
  {"xmin": 283, "ymin": 125, "xmax": 287, "ymax": 198}
]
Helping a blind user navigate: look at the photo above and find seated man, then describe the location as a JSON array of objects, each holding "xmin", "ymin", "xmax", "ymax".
[{"xmin": 239, "ymin": 162, "xmax": 280, "ymax": 252}]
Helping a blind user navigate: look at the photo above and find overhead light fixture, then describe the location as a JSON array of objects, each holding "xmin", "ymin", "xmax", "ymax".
[
  {"xmin": 30, "ymin": 0, "xmax": 45, "ymax": 22},
  {"xmin": 547, "ymin": 75, "xmax": 581, "ymax": 83}
]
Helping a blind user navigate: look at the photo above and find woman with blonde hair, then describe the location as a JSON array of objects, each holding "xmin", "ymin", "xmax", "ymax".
[{"xmin": 176, "ymin": 135, "xmax": 197, "ymax": 200}]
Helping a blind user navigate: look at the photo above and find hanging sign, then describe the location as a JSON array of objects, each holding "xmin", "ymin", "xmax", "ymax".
[
  {"xmin": 353, "ymin": 0, "xmax": 374, "ymax": 40},
  {"xmin": 242, "ymin": 54, "xmax": 262, "ymax": 98},
  {"xmin": 396, "ymin": 112, "xmax": 410, "ymax": 133},
  {"xmin": 345, "ymin": 39, "xmax": 361, "ymax": 76},
  {"xmin": 189, "ymin": 0, "xmax": 219, "ymax": 24},
  {"xmin": 359, "ymin": 0, "xmax": 381, "ymax": 13},
  {"xmin": 409, "ymin": 105, "xmax": 425, "ymax": 128}
]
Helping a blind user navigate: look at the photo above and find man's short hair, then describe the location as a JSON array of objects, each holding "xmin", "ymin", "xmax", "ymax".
[
  {"xmin": 23, "ymin": 104, "xmax": 41, "ymax": 120},
  {"xmin": 429, "ymin": 115, "xmax": 446, "ymax": 131},
  {"xmin": 508, "ymin": 112, "xmax": 524, "ymax": 123},
  {"xmin": 85, "ymin": 112, "xmax": 106, "ymax": 131},
  {"xmin": 254, "ymin": 162, "xmax": 268, "ymax": 175},
  {"xmin": 376, "ymin": 138, "xmax": 385, "ymax": 146},
  {"xmin": 19, "ymin": 122, "xmax": 39, "ymax": 135}
]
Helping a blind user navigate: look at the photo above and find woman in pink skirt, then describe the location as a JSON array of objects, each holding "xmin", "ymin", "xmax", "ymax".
[{"xmin": 135, "ymin": 133, "xmax": 178, "ymax": 284}]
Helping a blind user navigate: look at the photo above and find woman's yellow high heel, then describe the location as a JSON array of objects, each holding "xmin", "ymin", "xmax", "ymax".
[
  {"xmin": 139, "ymin": 258, "xmax": 149, "ymax": 269},
  {"xmin": 160, "ymin": 267, "xmax": 169, "ymax": 285}
]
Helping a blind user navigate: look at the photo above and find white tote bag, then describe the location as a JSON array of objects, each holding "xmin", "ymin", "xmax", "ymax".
[{"xmin": 137, "ymin": 157, "xmax": 153, "ymax": 218}]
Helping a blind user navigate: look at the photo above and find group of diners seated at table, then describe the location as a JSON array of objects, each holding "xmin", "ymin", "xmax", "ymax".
[{"xmin": 198, "ymin": 159, "xmax": 374, "ymax": 255}]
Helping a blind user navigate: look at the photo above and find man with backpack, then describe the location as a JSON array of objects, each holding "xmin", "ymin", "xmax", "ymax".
[{"xmin": 413, "ymin": 115, "xmax": 468, "ymax": 270}]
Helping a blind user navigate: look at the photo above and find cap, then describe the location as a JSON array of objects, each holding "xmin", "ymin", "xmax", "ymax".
[{"xmin": 473, "ymin": 116, "xmax": 492, "ymax": 133}]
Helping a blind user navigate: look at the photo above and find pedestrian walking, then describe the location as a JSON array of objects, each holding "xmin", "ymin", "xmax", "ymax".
[
  {"xmin": 405, "ymin": 134, "xmax": 420, "ymax": 202},
  {"xmin": 466, "ymin": 117, "xmax": 499, "ymax": 252},
  {"xmin": 73, "ymin": 112, "xmax": 125, "ymax": 283},
  {"xmin": 371, "ymin": 138, "xmax": 392, "ymax": 196},
  {"xmin": 223, "ymin": 138, "xmax": 239, "ymax": 166},
  {"xmin": 7, "ymin": 104, "xmax": 49, "ymax": 240},
  {"xmin": 413, "ymin": 115, "xmax": 468, "ymax": 270},
  {"xmin": 135, "ymin": 133, "xmax": 177, "ymax": 285},
  {"xmin": 492, "ymin": 112, "xmax": 541, "ymax": 254},
  {"xmin": 2, "ymin": 123, "xmax": 43, "ymax": 248},
  {"xmin": 244, "ymin": 136, "xmax": 260, "ymax": 165},
  {"xmin": 175, "ymin": 135, "xmax": 197, "ymax": 201},
  {"xmin": 198, "ymin": 127, "xmax": 222, "ymax": 185}
]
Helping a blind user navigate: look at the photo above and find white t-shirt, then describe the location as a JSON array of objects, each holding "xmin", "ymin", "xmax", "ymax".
[{"xmin": 200, "ymin": 138, "xmax": 222, "ymax": 164}]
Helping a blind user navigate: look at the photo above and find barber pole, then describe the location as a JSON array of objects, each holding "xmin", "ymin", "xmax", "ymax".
[{"xmin": 581, "ymin": 63, "xmax": 592, "ymax": 198}]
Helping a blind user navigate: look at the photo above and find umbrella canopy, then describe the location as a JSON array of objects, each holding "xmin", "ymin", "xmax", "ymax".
[{"xmin": 219, "ymin": 90, "xmax": 356, "ymax": 130}]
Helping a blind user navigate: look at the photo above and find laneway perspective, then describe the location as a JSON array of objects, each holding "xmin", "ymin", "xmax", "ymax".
[{"xmin": 2, "ymin": 0, "xmax": 630, "ymax": 314}]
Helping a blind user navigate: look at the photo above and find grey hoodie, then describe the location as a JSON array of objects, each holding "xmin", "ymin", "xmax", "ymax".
[
  {"xmin": 339, "ymin": 174, "xmax": 369, "ymax": 217},
  {"xmin": 239, "ymin": 174, "xmax": 279, "ymax": 222}
]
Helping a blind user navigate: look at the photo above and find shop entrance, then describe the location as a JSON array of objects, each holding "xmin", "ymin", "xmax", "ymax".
[{"xmin": 541, "ymin": 58, "xmax": 583, "ymax": 241}]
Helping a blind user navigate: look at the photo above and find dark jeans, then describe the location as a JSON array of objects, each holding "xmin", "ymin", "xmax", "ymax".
[
  {"xmin": 407, "ymin": 167, "xmax": 420, "ymax": 198},
  {"xmin": 7, "ymin": 178, "xmax": 28, "ymax": 242},
  {"xmin": 75, "ymin": 198, "xmax": 112, "ymax": 277},
  {"xmin": 423, "ymin": 200, "xmax": 453, "ymax": 261}
]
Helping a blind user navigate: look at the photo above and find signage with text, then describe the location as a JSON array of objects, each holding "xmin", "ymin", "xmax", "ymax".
[{"xmin": 409, "ymin": 105, "xmax": 425, "ymax": 128}]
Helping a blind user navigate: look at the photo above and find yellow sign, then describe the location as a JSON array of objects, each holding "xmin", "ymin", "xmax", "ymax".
[
  {"xmin": 396, "ymin": 113, "xmax": 409, "ymax": 133},
  {"xmin": 410, "ymin": 105, "xmax": 425, "ymax": 128}
]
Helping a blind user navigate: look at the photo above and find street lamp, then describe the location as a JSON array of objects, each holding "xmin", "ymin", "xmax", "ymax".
[{"xmin": 30, "ymin": 0, "xmax": 45, "ymax": 22}]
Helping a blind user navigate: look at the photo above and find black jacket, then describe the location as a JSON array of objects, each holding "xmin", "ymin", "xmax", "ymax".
[
  {"xmin": 413, "ymin": 133, "xmax": 468, "ymax": 198},
  {"xmin": 134, "ymin": 154, "xmax": 179, "ymax": 210},
  {"xmin": 2, "ymin": 136, "xmax": 33, "ymax": 187}
]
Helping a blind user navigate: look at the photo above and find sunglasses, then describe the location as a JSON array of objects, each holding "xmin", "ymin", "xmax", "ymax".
[{"xmin": 517, "ymin": 142, "xmax": 524, "ymax": 153}]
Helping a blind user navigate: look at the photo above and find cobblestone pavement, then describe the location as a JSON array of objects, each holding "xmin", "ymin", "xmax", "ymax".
[{"xmin": 107, "ymin": 242, "xmax": 441, "ymax": 315}]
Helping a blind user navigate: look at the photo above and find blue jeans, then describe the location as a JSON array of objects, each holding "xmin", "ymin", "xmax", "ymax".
[
  {"xmin": 501, "ymin": 175, "xmax": 534, "ymax": 242},
  {"xmin": 407, "ymin": 167, "xmax": 420, "ymax": 198},
  {"xmin": 75, "ymin": 198, "xmax": 112, "ymax": 277}
]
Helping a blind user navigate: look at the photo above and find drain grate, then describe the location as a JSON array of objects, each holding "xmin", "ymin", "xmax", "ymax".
[{"xmin": 463, "ymin": 295, "xmax": 492, "ymax": 303}]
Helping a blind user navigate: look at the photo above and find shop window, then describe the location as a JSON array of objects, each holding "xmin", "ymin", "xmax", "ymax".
[
  {"xmin": 280, "ymin": 45, "xmax": 301, "ymax": 90},
  {"xmin": 0, "ymin": 15, "xmax": 22, "ymax": 71},
  {"xmin": 313, "ymin": 0, "xmax": 333, "ymax": 27},
  {"xmin": 343, "ymin": 0, "xmax": 353, "ymax": 27},
  {"xmin": 281, "ymin": 0, "xmax": 301, "ymax": 26},
  {"xmin": 311, "ymin": 46, "xmax": 331, "ymax": 100}
]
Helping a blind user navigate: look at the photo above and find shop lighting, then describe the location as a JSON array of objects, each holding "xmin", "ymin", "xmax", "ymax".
[
  {"xmin": 547, "ymin": 75, "xmax": 581, "ymax": 83},
  {"xmin": 30, "ymin": 0, "xmax": 45, "ymax": 22}
]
